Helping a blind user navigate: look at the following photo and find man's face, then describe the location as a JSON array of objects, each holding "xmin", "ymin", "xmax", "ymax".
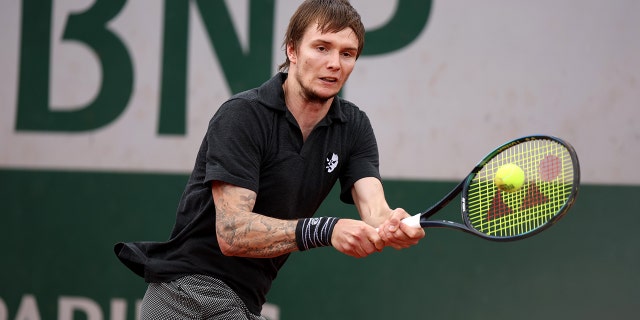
[{"xmin": 288, "ymin": 23, "xmax": 359, "ymax": 103}]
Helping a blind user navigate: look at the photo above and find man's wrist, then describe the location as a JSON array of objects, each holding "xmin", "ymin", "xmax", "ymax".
[{"xmin": 295, "ymin": 217, "xmax": 340, "ymax": 251}]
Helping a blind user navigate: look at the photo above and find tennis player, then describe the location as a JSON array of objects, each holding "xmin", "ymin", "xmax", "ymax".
[{"xmin": 115, "ymin": 0, "xmax": 425, "ymax": 318}]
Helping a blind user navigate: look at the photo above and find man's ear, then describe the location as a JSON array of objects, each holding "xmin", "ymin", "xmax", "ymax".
[{"xmin": 287, "ymin": 43, "xmax": 297, "ymax": 64}]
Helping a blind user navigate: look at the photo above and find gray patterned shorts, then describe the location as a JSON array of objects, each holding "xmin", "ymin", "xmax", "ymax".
[{"xmin": 140, "ymin": 274, "xmax": 266, "ymax": 320}]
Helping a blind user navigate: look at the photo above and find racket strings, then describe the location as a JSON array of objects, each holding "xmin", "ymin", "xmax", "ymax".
[{"xmin": 466, "ymin": 140, "xmax": 574, "ymax": 237}]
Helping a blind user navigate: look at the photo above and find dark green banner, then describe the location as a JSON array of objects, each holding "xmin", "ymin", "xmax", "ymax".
[{"xmin": 1, "ymin": 170, "xmax": 638, "ymax": 319}]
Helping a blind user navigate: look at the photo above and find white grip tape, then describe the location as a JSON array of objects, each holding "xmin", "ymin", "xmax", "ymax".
[
  {"xmin": 375, "ymin": 213, "xmax": 421, "ymax": 232},
  {"xmin": 401, "ymin": 213, "xmax": 422, "ymax": 228}
]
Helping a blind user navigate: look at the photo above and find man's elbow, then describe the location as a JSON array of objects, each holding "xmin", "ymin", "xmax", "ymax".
[{"xmin": 216, "ymin": 232, "xmax": 243, "ymax": 256}]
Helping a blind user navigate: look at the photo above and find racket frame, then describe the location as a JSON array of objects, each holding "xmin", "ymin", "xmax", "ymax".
[{"xmin": 415, "ymin": 135, "xmax": 580, "ymax": 241}]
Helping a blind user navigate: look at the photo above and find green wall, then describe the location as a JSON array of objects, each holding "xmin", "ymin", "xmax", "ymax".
[{"xmin": 1, "ymin": 169, "xmax": 638, "ymax": 319}]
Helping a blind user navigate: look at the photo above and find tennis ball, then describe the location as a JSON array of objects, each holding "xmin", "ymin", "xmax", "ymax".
[{"xmin": 494, "ymin": 163, "xmax": 525, "ymax": 192}]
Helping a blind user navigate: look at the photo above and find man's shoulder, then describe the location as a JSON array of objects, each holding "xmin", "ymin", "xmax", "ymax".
[
  {"xmin": 224, "ymin": 73, "xmax": 286, "ymax": 112},
  {"xmin": 335, "ymin": 96, "xmax": 370, "ymax": 123}
]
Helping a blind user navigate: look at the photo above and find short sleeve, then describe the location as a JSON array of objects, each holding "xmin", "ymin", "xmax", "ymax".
[
  {"xmin": 339, "ymin": 112, "xmax": 381, "ymax": 203},
  {"xmin": 204, "ymin": 99, "xmax": 264, "ymax": 192}
]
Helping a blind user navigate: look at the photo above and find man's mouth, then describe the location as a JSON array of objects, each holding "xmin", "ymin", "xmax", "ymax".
[{"xmin": 320, "ymin": 77, "xmax": 338, "ymax": 83}]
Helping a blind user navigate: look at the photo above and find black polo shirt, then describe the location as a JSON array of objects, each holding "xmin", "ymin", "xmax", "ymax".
[{"xmin": 115, "ymin": 73, "xmax": 381, "ymax": 314}]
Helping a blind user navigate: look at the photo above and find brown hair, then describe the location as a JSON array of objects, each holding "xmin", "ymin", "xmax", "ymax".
[{"xmin": 278, "ymin": 0, "xmax": 365, "ymax": 71}]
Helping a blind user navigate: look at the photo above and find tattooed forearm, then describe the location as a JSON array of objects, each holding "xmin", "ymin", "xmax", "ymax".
[
  {"xmin": 212, "ymin": 181, "xmax": 299, "ymax": 258},
  {"xmin": 242, "ymin": 215, "xmax": 298, "ymax": 256}
]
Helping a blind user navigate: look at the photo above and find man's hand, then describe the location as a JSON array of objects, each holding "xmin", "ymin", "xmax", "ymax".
[
  {"xmin": 331, "ymin": 219, "xmax": 385, "ymax": 258},
  {"xmin": 377, "ymin": 208, "xmax": 425, "ymax": 250}
]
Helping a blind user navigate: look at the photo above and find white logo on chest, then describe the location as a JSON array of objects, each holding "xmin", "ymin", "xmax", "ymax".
[{"xmin": 326, "ymin": 153, "xmax": 339, "ymax": 173}]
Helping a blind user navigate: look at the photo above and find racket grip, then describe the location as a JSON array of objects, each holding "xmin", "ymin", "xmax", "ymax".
[
  {"xmin": 375, "ymin": 213, "xmax": 422, "ymax": 232},
  {"xmin": 401, "ymin": 213, "xmax": 421, "ymax": 228}
]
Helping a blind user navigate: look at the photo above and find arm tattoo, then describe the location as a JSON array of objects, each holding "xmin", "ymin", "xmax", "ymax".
[{"xmin": 214, "ymin": 182, "xmax": 298, "ymax": 258}]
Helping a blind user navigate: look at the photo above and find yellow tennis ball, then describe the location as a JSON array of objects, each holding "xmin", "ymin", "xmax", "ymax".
[{"xmin": 494, "ymin": 163, "xmax": 525, "ymax": 192}]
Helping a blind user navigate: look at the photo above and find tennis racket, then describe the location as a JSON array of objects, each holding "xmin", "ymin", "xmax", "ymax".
[{"xmin": 401, "ymin": 135, "xmax": 580, "ymax": 241}]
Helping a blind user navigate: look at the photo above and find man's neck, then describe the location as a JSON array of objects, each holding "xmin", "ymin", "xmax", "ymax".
[{"xmin": 283, "ymin": 80, "xmax": 333, "ymax": 141}]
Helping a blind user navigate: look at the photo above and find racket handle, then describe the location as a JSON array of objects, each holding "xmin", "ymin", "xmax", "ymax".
[
  {"xmin": 376, "ymin": 213, "xmax": 422, "ymax": 232},
  {"xmin": 402, "ymin": 213, "xmax": 422, "ymax": 228}
]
